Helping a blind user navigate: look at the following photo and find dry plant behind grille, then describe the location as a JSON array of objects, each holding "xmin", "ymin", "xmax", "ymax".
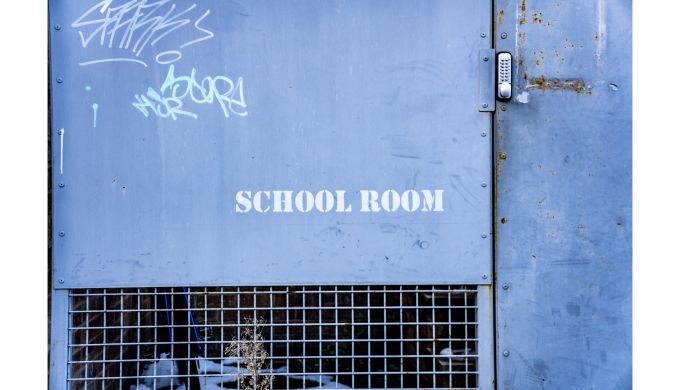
[{"xmin": 68, "ymin": 285, "xmax": 479, "ymax": 389}]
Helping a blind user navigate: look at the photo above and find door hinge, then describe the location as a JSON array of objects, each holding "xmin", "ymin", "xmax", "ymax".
[{"xmin": 478, "ymin": 49, "xmax": 496, "ymax": 112}]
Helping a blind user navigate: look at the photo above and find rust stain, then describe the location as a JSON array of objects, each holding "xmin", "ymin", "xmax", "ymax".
[
  {"xmin": 533, "ymin": 50, "xmax": 545, "ymax": 67},
  {"xmin": 527, "ymin": 76, "xmax": 592, "ymax": 94},
  {"xmin": 532, "ymin": 11, "xmax": 543, "ymax": 24},
  {"xmin": 498, "ymin": 9, "xmax": 505, "ymax": 25},
  {"xmin": 493, "ymin": 111, "xmax": 506, "ymax": 254},
  {"xmin": 519, "ymin": 0, "xmax": 527, "ymax": 25}
]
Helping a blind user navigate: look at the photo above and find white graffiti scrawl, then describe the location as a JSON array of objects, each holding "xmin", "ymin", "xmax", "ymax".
[
  {"xmin": 72, "ymin": 0, "xmax": 214, "ymax": 67},
  {"xmin": 132, "ymin": 65, "xmax": 247, "ymax": 120}
]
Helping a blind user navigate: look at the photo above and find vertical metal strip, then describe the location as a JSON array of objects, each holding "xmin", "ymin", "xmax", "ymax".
[
  {"xmin": 477, "ymin": 285, "xmax": 495, "ymax": 390},
  {"xmin": 49, "ymin": 289, "xmax": 69, "ymax": 390}
]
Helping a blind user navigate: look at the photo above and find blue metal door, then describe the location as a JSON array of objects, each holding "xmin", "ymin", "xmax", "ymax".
[
  {"xmin": 49, "ymin": 2, "xmax": 496, "ymax": 389},
  {"xmin": 50, "ymin": 0, "xmax": 493, "ymax": 288}
]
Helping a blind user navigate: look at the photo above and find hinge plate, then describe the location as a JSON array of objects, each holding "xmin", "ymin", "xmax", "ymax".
[{"xmin": 478, "ymin": 49, "xmax": 496, "ymax": 112}]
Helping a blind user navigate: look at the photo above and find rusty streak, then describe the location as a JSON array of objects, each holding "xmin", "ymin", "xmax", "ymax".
[{"xmin": 527, "ymin": 76, "xmax": 592, "ymax": 94}]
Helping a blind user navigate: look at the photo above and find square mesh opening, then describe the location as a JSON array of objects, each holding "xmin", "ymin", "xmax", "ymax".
[{"xmin": 67, "ymin": 285, "xmax": 478, "ymax": 389}]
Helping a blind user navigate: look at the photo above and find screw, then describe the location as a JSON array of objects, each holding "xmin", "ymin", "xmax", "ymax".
[
  {"xmin": 481, "ymin": 183, "xmax": 487, "ymax": 188},
  {"xmin": 481, "ymin": 233, "xmax": 488, "ymax": 238},
  {"xmin": 481, "ymin": 32, "xmax": 487, "ymax": 38},
  {"xmin": 501, "ymin": 32, "xmax": 508, "ymax": 39},
  {"xmin": 54, "ymin": 24, "xmax": 62, "ymax": 31},
  {"xmin": 59, "ymin": 278, "xmax": 65, "ymax": 284},
  {"xmin": 483, "ymin": 56, "xmax": 489, "ymax": 62},
  {"xmin": 502, "ymin": 283, "xmax": 509, "ymax": 290},
  {"xmin": 58, "ymin": 231, "xmax": 65, "ymax": 237},
  {"xmin": 481, "ymin": 132, "xmax": 487, "ymax": 137},
  {"xmin": 501, "ymin": 106, "xmax": 507, "ymax": 111},
  {"xmin": 58, "ymin": 183, "xmax": 65, "ymax": 188},
  {"xmin": 482, "ymin": 274, "xmax": 488, "ymax": 280},
  {"xmin": 56, "ymin": 77, "xmax": 63, "ymax": 83},
  {"xmin": 500, "ymin": 153, "xmax": 507, "ymax": 159},
  {"xmin": 503, "ymin": 350, "xmax": 510, "ymax": 357},
  {"xmin": 482, "ymin": 103, "xmax": 488, "ymax": 108}
]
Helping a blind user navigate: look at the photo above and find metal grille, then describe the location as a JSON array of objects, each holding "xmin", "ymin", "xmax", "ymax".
[{"xmin": 68, "ymin": 285, "xmax": 479, "ymax": 389}]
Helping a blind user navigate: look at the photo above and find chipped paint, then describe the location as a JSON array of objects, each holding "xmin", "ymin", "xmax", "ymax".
[{"xmin": 516, "ymin": 91, "xmax": 530, "ymax": 103}]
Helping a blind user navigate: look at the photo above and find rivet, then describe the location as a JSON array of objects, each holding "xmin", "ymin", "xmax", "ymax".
[
  {"xmin": 503, "ymin": 350, "xmax": 510, "ymax": 357},
  {"xmin": 481, "ymin": 183, "xmax": 488, "ymax": 188},
  {"xmin": 58, "ymin": 231, "xmax": 65, "ymax": 237},
  {"xmin": 59, "ymin": 278, "xmax": 65, "ymax": 284},
  {"xmin": 482, "ymin": 274, "xmax": 488, "ymax": 280},
  {"xmin": 481, "ymin": 233, "xmax": 488, "ymax": 238},
  {"xmin": 481, "ymin": 32, "xmax": 487, "ymax": 38},
  {"xmin": 481, "ymin": 132, "xmax": 487, "ymax": 137},
  {"xmin": 58, "ymin": 183, "xmax": 65, "ymax": 188},
  {"xmin": 502, "ymin": 283, "xmax": 509, "ymax": 290},
  {"xmin": 483, "ymin": 56, "xmax": 489, "ymax": 62},
  {"xmin": 57, "ymin": 77, "xmax": 63, "ymax": 84},
  {"xmin": 500, "ymin": 153, "xmax": 507, "ymax": 160},
  {"xmin": 501, "ymin": 32, "xmax": 508, "ymax": 39},
  {"xmin": 482, "ymin": 103, "xmax": 488, "ymax": 108}
]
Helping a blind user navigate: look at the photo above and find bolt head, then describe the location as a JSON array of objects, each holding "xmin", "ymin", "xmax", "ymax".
[
  {"xmin": 481, "ymin": 32, "xmax": 487, "ymax": 38},
  {"xmin": 481, "ymin": 183, "xmax": 487, "ymax": 188},
  {"xmin": 481, "ymin": 132, "xmax": 487, "ymax": 137},
  {"xmin": 501, "ymin": 32, "xmax": 508, "ymax": 39},
  {"xmin": 56, "ymin": 77, "xmax": 63, "ymax": 83},
  {"xmin": 502, "ymin": 283, "xmax": 509, "ymax": 290},
  {"xmin": 503, "ymin": 350, "xmax": 510, "ymax": 357},
  {"xmin": 481, "ymin": 233, "xmax": 488, "ymax": 238},
  {"xmin": 58, "ymin": 231, "xmax": 65, "ymax": 237},
  {"xmin": 58, "ymin": 278, "xmax": 65, "ymax": 284},
  {"xmin": 482, "ymin": 103, "xmax": 488, "ymax": 108},
  {"xmin": 483, "ymin": 56, "xmax": 489, "ymax": 62},
  {"xmin": 482, "ymin": 274, "xmax": 488, "ymax": 280},
  {"xmin": 500, "ymin": 153, "xmax": 507, "ymax": 159},
  {"xmin": 501, "ymin": 106, "xmax": 507, "ymax": 111},
  {"xmin": 54, "ymin": 24, "xmax": 61, "ymax": 30},
  {"xmin": 58, "ymin": 183, "xmax": 65, "ymax": 188}
]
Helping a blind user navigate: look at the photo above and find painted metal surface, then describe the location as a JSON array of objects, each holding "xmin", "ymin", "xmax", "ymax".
[
  {"xmin": 49, "ymin": 0, "xmax": 493, "ymax": 288},
  {"xmin": 494, "ymin": 0, "xmax": 632, "ymax": 388}
]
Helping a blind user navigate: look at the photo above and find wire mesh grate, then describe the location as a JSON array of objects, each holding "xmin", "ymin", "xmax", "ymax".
[{"xmin": 67, "ymin": 285, "xmax": 479, "ymax": 389}]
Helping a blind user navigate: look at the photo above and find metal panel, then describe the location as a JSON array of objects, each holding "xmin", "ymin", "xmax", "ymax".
[
  {"xmin": 49, "ymin": 0, "xmax": 493, "ymax": 288},
  {"xmin": 66, "ymin": 285, "xmax": 491, "ymax": 389},
  {"xmin": 494, "ymin": 0, "xmax": 631, "ymax": 388}
]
